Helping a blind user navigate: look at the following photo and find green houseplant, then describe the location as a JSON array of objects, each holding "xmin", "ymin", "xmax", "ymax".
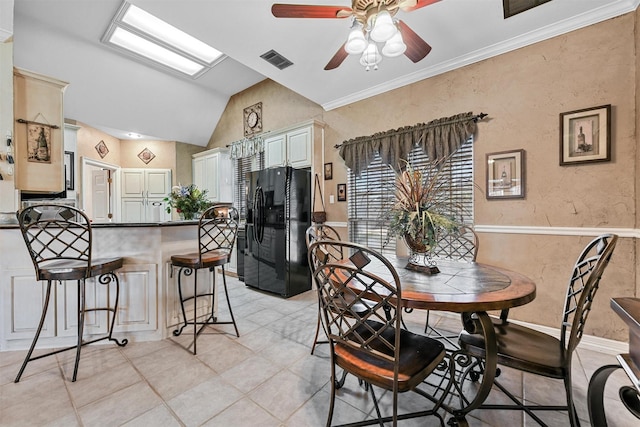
[
  {"xmin": 164, "ymin": 184, "xmax": 212, "ymax": 220},
  {"xmin": 386, "ymin": 159, "xmax": 460, "ymax": 255}
]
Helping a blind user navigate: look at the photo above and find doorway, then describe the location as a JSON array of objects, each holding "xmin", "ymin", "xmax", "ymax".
[{"xmin": 81, "ymin": 157, "xmax": 119, "ymax": 222}]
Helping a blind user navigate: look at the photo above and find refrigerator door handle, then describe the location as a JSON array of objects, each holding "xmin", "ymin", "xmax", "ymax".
[
  {"xmin": 258, "ymin": 187, "xmax": 265, "ymax": 243},
  {"xmin": 252, "ymin": 187, "xmax": 259, "ymax": 243}
]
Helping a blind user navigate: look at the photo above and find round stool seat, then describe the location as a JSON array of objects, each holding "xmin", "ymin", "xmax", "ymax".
[
  {"xmin": 171, "ymin": 249, "xmax": 230, "ymax": 269},
  {"xmin": 37, "ymin": 257, "xmax": 124, "ymax": 281}
]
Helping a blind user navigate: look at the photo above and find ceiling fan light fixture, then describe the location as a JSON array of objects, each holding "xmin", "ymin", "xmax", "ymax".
[
  {"xmin": 381, "ymin": 30, "xmax": 406, "ymax": 57},
  {"xmin": 360, "ymin": 42, "xmax": 382, "ymax": 71},
  {"xmin": 370, "ymin": 10, "xmax": 397, "ymax": 42},
  {"xmin": 345, "ymin": 27, "xmax": 367, "ymax": 55}
]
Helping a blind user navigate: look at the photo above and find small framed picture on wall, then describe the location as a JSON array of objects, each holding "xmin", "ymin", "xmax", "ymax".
[
  {"xmin": 324, "ymin": 162, "xmax": 333, "ymax": 180},
  {"xmin": 337, "ymin": 183, "xmax": 346, "ymax": 202}
]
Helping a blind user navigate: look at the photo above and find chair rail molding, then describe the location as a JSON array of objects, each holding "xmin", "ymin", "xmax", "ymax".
[{"xmin": 475, "ymin": 225, "xmax": 639, "ymax": 239}]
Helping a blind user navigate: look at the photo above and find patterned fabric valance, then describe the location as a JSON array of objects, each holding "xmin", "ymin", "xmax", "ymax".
[
  {"xmin": 338, "ymin": 112, "xmax": 481, "ymax": 176},
  {"xmin": 228, "ymin": 135, "xmax": 265, "ymax": 160}
]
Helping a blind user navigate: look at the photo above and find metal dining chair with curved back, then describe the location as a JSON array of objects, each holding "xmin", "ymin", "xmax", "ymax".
[
  {"xmin": 458, "ymin": 233, "xmax": 618, "ymax": 427},
  {"xmin": 15, "ymin": 204, "xmax": 128, "ymax": 382},
  {"xmin": 423, "ymin": 225, "xmax": 479, "ymax": 339},
  {"xmin": 171, "ymin": 204, "xmax": 240, "ymax": 355},
  {"xmin": 305, "ymin": 223, "xmax": 343, "ymax": 354},
  {"xmin": 308, "ymin": 240, "xmax": 446, "ymax": 426}
]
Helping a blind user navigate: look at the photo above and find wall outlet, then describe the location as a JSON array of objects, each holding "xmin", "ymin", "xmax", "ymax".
[{"xmin": 329, "ymin": 195, "xmax": 335, "ymax": 204}]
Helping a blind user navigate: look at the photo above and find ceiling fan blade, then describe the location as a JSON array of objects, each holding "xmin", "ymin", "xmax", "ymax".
[
  {"xmin": 398, "ymin": 20, "xmax": 432, "ymax": 63},
  {"xmin": 271, "ymin": 4, "xmax": 352, "ymax": 18},
  {"xmin": 399, "ymin": 0, "xmax": 441, "ymax": 12},
  {"xmin": 324, "ymin": 43, "xmax": 349, "ymax": 70}
]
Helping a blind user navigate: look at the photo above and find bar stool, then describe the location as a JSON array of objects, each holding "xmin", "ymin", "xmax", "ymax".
[
  {"xmin": 171, "ymin": 204, "xmax": 240, "ymax": 354},
  {"xmin": 15, "ymin": 204, "xmax": 127, "ymax": 382}
]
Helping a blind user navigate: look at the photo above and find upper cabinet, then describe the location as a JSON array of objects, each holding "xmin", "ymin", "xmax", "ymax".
[
  {"xmin": 192, "ymin": 147, "xmax": 232, "ymax": 203},
  {"xmin": 262, "ymin": 120, "xmax": 324, "ymax": 171},
  {"xmin": 13, "ymin": 68, "xmax": 68, "ymax": 193},
  {"xmin": 264, "ymin": 124, "xmax": 314, "ymax": 169}
]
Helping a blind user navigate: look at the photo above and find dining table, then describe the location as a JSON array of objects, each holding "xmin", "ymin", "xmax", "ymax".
[{"xmin": 363, "ymin": 255, "xmax": 537, "ymax": 426}]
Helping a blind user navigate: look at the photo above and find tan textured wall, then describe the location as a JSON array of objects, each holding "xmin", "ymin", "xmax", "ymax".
[
  {"xmin": 175, "ymin": 142, "xmax": 203, "ymax": 187},
  {"xmin": 204, "ymin": 12, "xmax": 638, "ymax": 341},
  {"xmin": 77, "ymin": 122, "xmax": 121, "ymax": 166},
  {"xmin": 119, "ymin": 139, "xmax": 176, "ymax": 170}
]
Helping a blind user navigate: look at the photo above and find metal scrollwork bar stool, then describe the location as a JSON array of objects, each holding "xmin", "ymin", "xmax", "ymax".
[
  {"xmin": 15, "ymin": 204, "xmax": 127, "ymax": 382},
  {"xmin": 171, "ymin": 204, "xmax": 240, "ymax": 355}
]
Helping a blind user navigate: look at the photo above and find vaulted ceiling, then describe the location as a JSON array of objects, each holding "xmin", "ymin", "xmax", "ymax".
[{"xmin": 10, "ymin": 0, "xmax": 638, "ymax": 146}]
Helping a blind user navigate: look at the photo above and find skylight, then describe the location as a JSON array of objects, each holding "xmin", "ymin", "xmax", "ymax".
[{"xmin": 102, "ymin": 1, "xmax": 224, "ymax": 78}]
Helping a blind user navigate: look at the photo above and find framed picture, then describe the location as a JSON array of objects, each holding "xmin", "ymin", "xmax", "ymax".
[
  {"xmin": 27, "ymin": 123, "xmax": 52, "ymax": 163},
  {"xmin": 486, "ymin": 149, "xmax": 525, "ymax": 199},
  {"xmin": 337, "ymin": 183, "xmax": 346, "ymax": 202},
  {"xmin": 138, "ymin": 147, "xmax": 156, "ymax": 164},
  {"xmin": 324, "ymin": 162, "xmax": 333, "ymax": 180},
  {"xmin": 64, "ymin": 151, "xmax": 74, "ymax": 191},
  {"xmin": 503, "ymin": 0, "xmax": 552, "ymax": 19},
  {"xmin": 560, "ymin": 104, "xmax": 611, "ymax": 166},
  {"xmin": 95, "ymin": 140, "xmax": 109, "ymax": 158}
]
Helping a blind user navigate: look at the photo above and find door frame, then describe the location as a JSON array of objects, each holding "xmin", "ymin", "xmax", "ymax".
[{"xmin": 81, "ymin": 157, "xmax": 120, "ymax": 221}]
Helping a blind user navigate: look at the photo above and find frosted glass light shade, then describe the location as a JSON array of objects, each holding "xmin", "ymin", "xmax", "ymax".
[
  {"xmin": 382, "ymin": 31, "xmax": 406, "ymax": 57},
  {"xmin": 345, "ymin": 28, "xmax": 367, "ymax": 54},
  {"xmin": 360, "ymin": 43, "xmax": 382, "ymax": 71},
  {"xmin": 370, "ymin": 10, "xmax": 397, "ymax": 42}
]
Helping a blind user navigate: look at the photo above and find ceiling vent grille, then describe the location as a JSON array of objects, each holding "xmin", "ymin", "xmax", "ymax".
[{"xmin": 260, "ymin": 50, "xmax": 293, "ymax": 70}]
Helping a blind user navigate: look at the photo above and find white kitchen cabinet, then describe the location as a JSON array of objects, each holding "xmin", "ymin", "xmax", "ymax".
[
  {"xmin": 120, "ymin": 169, "xmax": 171, "ymax": 222},
  {"xmin": 113, "ymin": 264, "xmax": 158, "ymax": 333},
  {"xmin": 264, "ymin": 123, "xmax": 313, "ymax": 169},
  {"xmin": 192, "ymin": 148, "xmax": 232, "ymax": 203}
]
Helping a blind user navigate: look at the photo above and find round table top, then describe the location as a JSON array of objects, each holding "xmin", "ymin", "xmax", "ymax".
[{"xmin": 367, "ymin": 256, "xmax": 537, "ymax": 312}]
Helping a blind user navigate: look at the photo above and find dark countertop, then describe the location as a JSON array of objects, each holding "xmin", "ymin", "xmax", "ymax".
[{"xmin": 0, "ymin": 220, "xmax": 200, "ymax": 229}]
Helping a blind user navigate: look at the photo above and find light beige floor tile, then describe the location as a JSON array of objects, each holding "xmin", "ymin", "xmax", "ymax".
[
  {"xmin": 286, "ymin": 388, "xmax": 374, "ymax": 427},
  {"xmin": 203, "ymin": 396, "xmax": 281, "ymax": 426},
  {"xmin": 77, "ymin": 381, "xmax": 162, "ymax": 426},
  {"xmin": 142, "ymin": 356, "xmax": 215, "ymax": 400},
  {"xmin": 167, "ymin": 375, "xmax": 243, "ymax": 427},
  {"xmin": 197, "ymin": 336, "xmax": 255, "ymax": 374},
  {"xmin": 120, "ymin": 404, "xmax": 181, "ymax": 427},
  {"xmin": 249, "ymin": 369, "xmax": 317, "ymax": 421},
  {"xmin": 235, "ymin": 326, "xmax": 286, "ymax": 353},
  {"xmin": 219, "ymin": 354, "xmax": 283, "ymax": 394},
  {"xmin": 66, "ymin": 360, "xmax": 142, "ymax": 408}
]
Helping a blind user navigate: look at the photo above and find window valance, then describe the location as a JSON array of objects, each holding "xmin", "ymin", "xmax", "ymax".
[
  {"xmin": 338, "ymin": 112, "xmax": 484, "ymax": 176},
  {"xmin": 228, "ymin": 135, "xmax": 264, "ymax": 160}
]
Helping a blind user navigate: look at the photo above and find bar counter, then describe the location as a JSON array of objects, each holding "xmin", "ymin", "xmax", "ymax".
[{"xmin": 0, "ymin": 221, "xmax": 227, "ymax": 351}]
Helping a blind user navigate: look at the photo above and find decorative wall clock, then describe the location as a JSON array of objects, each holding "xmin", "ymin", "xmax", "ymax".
[{"xmin": 243, "ymin": 102, "xmax": 263, "ymax": 136}]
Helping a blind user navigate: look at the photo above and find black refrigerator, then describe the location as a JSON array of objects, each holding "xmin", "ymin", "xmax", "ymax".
[{"xmin": 244, "ymin": 166, "xmax": 311, "ymax": 297}]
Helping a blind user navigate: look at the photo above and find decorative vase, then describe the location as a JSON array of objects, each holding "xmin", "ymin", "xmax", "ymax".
[
  {"xmin": 403, "ymin": 229, "xmax": 440, "ymax": 274},
  {"xmin": 180, "ymin": 211, "xmax": 198, "ymax": 221}
]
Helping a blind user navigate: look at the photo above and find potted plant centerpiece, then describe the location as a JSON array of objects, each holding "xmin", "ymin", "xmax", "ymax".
[
  {"xmin": 386, "ymin": 159, "xmax": 460, "ymax": 273},
  {"xmin": 164, "ymin": 184, "xmax": 212, "ymax": 220}
]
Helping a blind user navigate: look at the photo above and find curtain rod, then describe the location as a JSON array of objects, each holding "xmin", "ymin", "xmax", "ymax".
[
  {"xmin": 15, "ymin": 118, "xmax": 60, "ymax": 129},
  {"xmin": 333, "ymin": 112, "xmax": 488, "ymax": 149}
]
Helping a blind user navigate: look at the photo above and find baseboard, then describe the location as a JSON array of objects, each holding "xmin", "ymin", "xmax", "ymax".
[{"xmin": 438, "ymin": 311, "xmax": 628, "ymax": 355}]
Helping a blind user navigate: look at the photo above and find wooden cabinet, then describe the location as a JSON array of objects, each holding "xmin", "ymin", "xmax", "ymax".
[
  {"xmin": 192, "ymin": 148, "xmax": 232, "ymax": 203},
  {"xmin": 120, "ymin": 169, "xmax": 171, "ymax": 222},
  {"xmin": 13, "ymin": 68, "xmax": 68, "ymax": 192},
  {"xmin": 264, "ymin": 122, "xmax": 315, "ymax": 169}
]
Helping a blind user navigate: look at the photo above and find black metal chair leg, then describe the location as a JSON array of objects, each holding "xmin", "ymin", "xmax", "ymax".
[
  {"xmin": 193, "ymin": 268, "xmax": 198, "ymax": 355},
  {"xmin": 173, "ymin": 267, "xmax": 189, "ymax": 336},
  {"xmin": 14, "ymin": 281, "xmax": 53, "ymax": 383},
  {"xmin": 72, "ymin": 279, "xmax": 86, "ymax": 382},
  {"xmin": 103, "ymin": 272, "xmax": 128, "ymax": 347},
  {"xmin": 221, "ymin": 266, "xmax": 239, "ymax": 337}
]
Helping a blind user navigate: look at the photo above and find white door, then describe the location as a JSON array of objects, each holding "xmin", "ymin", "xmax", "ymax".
[
  {"xmin": 287, "ymin": 127, "xmax": 312, "ymax": 168},
  {"xmin": 146, "ymin": 171, "xmax": 171, "ymax": 198},
  {"xmin": 121, "ymin": 170, "xmax": 145, "ymax": 197},
  {"xmin": 92, "ymin": 169, "xmax": 110, "ymax": 223},
  {"xmin": 121, "ymin": 199, "xmax": 145, "ymax": 222},
  {"xmin": 265, "ymin": 135, "xmax": 285, "ymax": 168}
]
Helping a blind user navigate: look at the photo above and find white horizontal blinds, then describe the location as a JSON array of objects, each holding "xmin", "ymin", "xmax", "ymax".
[
  {"xmin": 347, "ymin": 154, "xmax": 397, "ymax": 256},
  {"xmin": 233, "ymin": 154, "xmax": 264, "ymax": 220},
  {"xmin": 347, "ymin": 137, "xmax": 474, "ymax": 255}
]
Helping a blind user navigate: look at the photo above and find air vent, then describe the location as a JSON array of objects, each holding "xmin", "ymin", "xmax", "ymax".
[{"xmin": 260, "ymin": 50, "xmax": 293, "ymax": 70}]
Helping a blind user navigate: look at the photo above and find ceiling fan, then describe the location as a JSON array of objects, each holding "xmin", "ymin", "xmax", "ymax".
[{"xmin": 271, "ymin": 0, "xmax": 440, "ymax": 70}]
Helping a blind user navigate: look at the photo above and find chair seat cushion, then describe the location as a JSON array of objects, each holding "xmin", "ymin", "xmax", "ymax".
[
  {"xmin": 38, "ymin": 257, "xmax": 124, "ymax": 281},
  {"xmin": 458, "ymin": 318, "xmax": 565, "ymax": 378},
  {"xmin": 335, "ymin": 320, "xmax": 445, "ymax": 392},
  {"xmin": 171, "ymin": 249, "xmax": 231, "ymax": 269}
]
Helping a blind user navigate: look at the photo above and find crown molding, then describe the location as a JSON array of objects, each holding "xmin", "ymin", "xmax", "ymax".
[{"xmin": 322, "ymin": 0, "xmax": 640, "ymax": 111}]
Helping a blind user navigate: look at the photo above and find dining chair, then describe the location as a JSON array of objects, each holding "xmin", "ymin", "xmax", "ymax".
[
  {"xmin": 423, "ymin": 225, "xmax": 479, "ymax": 338},
  {"xmin": 458, "ymin": 233, "xmax": 618, "ymax": 427},
  {"xmin": 308, "ymin": 240, "xmax": 446, "ymax": 426},
  {"xmin": 15, "ymin": 204, "xmax": 127, "ymax": 382},
  {"xmin": 305, "ymin": 223, "xmax": 344, "ymax": 355},
  {"xmin": 171, "ymin": 204, "xmax": 240, "ymax": 355}
]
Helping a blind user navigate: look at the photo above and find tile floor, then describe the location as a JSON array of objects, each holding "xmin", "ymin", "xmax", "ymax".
[{"xmin": 0, "ymin": 276, "xmax": 637, "ymax": 427}]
